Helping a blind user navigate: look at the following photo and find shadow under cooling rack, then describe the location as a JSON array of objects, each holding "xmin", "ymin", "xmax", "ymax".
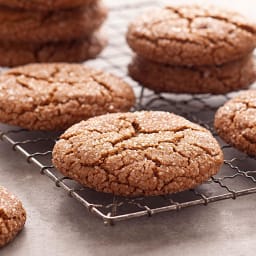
[{"xmin": 0, "ymin": 1, "xmax": 256, "ymax": 225}]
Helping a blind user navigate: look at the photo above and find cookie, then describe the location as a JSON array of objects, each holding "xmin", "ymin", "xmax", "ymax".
[
  {"xmin": 0, "ymin": 32, "xmax": 107, "ymax": 67},
  {"xmin": 126, "ymin": 5, "xmax": 256, "ymax": 66},
  {"xmin": 0, "ymin": 0, "xmax": 94, "ymax": 11},
  {"xmin": 0, "ymin": 1, "xmax": 107, "ymax": 43},
  {"xmin": 0, "ymin": 63, "xmax": 135, "ymax": 131},
  {"xmin": 52, "ymin": 111, "xmax": 223, "ymax": 197},
  {"xmin": 214, "ymin": 90, "xmax": 256, "ymax": 156},
  {"xmin": 0, "ymin": 186, "xmax": 26, "ymax": 247},
  {"xmin": 129, "ymin": 55, "xmax": 256, "ymax": 94}
]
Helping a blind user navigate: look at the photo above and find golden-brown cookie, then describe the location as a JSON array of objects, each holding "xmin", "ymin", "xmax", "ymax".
[
  {"xmin": 0, "ymin": 63, "xmax": 135, "ymax": 131},
  {"xmin": 0, "ymin": 32, "xmax": 107, "ymax": 67},
  {"xmin": 0, "ymin": 0, "xmax": 94, "ymax": 11},
  {"xmin": 0, "ymin": 186, "xmax": 26, "ymax": 248},
  {"xmin": 127, "ymin": 5, "xmax": 256, "ymax": 66},
  {"xmin": 214, "ymin": 90, "xmax": 256, "ymax": 156},
  {"xmin": 0, "ymin": 1, "xmax": 107, "ymax": 43},
  {"xmin": 52, "ymin": 111, "xmax": 223, "ymax": 197},
  {"xmin": 128, "ymin": 55, "xmax": 256, "ymax": 94}
]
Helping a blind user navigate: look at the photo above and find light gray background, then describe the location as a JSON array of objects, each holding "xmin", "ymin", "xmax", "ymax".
[{"xmin": 1, "ymin": 0, "xmax": 256, "ymax": 255}]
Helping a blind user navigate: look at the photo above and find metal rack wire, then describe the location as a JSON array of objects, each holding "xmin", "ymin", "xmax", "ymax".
[{"xmin": 0, "ymin": 1, "xmax": 256, "ymax": 225}]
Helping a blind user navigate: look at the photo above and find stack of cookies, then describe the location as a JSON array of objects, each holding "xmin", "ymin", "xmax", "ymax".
[
  {"xmin": 127, "ymin": 5, "xmax": 256, "ymax": 94},
  {"xmin": 0, "ymin": 0, "xmax": 108, "ymax": 67}
]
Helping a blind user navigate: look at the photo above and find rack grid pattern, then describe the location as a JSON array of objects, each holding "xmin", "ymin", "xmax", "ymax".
[{"xmin": 0, "ymin": 1, "xmax": 256, "ymax": 225}]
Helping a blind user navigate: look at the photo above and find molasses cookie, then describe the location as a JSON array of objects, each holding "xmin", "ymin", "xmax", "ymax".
[
  {"xmin": 53, "ymin": 111, "xmax": 223, "ymax": 197},
  {"xmin": 129, "ymin": 55, "xmax": 256, "ymax": 94},
  {"xmin": 0, "ymin": 63, "xmax": 135, "ymax": 130},
  {"xmin": 127, "ymin": 5, "xmax": 256, "ymax": 66},
  {"xmin": 0, "ymin": 0, "xmax": 94, "ymax": 11},
  {"xmin": 0, "ymin": 32, "xmax": 107, "ymax": 67},
  {"xmin": 0, "ymin": 186, "xmax": 26, "ymax": 247},
  {"xmin": 0, "ymin": 1, "xmax": 107, "ymax": 43},
  {"xmin": 215, "ymin": 90, "xmax": 256, "ymax": 156}
]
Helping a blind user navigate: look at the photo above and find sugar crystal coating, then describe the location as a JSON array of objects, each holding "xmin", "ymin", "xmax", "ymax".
[
  {"xmin": 0, "ymin": 186, "xmax": 26, "ymax": 247},
  {"xmin": 53, "ymin": 111, "xmax": 223, "ymax": 196},
  {"xmin": 127, "ymin": 5, "xmax": 256, "ymax": 66},
  {"xmin": 215, "ymin": 90, "xmax": 256, "ymax": 156},
  {"xmin": 0, "ymin": 63, "xmax": 135, "ymax": 130}
]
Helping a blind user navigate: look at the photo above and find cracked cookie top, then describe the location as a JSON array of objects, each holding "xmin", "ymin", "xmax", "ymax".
[
  {"xmin": 53, "ymin": 111, "xmax": 223, "ymax": 196},
  {"xmin": 215, "ymin": 90, "xmax": 256, "ymax": 156},
  {"xmin": 0, "ymin": 186, "xmax": 26, "ymax": 247},
  {"xmin": 127, "ymin": 5, "xmax": 256, "ymax": 66},
  {"xmin": 0, "ymin": 63, "xmax": 135, "ymax": 131},
  {"xmin": 0, "ymin": 0, "xmax": 107, "ymax": 43}
]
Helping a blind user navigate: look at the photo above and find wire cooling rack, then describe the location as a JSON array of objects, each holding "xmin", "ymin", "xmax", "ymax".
[{"xmin": 1, "ymin": 1, "xmax": 256, "ymax": 225}]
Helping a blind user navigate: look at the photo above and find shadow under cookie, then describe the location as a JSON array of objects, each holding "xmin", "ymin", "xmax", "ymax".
[{"xmin": 128, "ymin": 55, "xmax": 256, "ymax": 94}]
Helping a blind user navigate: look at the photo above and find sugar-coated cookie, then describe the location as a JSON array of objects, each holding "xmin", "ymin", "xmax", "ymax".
[
  {"xmin": 53, "ymin": 111, "xmax": 223, "ymax": 196},
  {"xmin": 0, "ymin": 1, "xmax": 107, "ymax": 43},
  {"xmin": 0, "ymin": 32, "xmax": 107, "ymax": 67},
  {"xmin": 128, "ymin": 55, "xmax": 256, "ymax": 94},
  {"xmin": 0, "ymin": 186, "xmax": 26, "ymax": 248},
  {"xmin": 0, "ymin": 63, "xmax": 135, "ymax": 130},
  {"xmin": 127, "ymin": 5, "xmax": 256, "ymax": 66},
  {"xmin": 215, "ymin": 90, "xmax": 256, "ymax": 156}
]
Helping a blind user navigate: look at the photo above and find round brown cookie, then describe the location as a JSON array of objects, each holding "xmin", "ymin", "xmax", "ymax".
[
  {"xmin": 0, "ymin": 0, "xmax": 94, "ymax": 11},
  {"xmin": 214, "ymin": 90, "xmax": 256, "ymax": 156},
  {"xmin": 129, "ymin": 55, "xmax": 256, "ymax": 94},
  {"xmin": 0, "ymin": 32, "xmax": 107, "ymax": 67},
  {"xmin": 52, "ymin": 111, "xmax": 223, "ymax": 197},
  {"xmin": 0, "ymin": 1, "xmax": 107, "ymax": 43},
  {"xmin": 0, "ymin": 63, "xmax": 135, "ymax": 131},
  {"xmin": 0, "ymin": 186, "xmax": 26, "ymax": 247},
  {"xmin": 126, "ymin": 5, "xmax": 256, "ymax": 66}
]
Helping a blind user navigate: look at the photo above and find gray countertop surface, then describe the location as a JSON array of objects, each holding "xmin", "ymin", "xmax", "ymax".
[
  {"xmin": 1, "ymin": 143, "xmax": 256, "ymax": 256},
  {"xmin": 1, "ymin": 0, "xmax": 256, "ymax": 255}
]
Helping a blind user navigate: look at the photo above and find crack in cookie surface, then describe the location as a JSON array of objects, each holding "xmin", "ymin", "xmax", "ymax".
[
  {"xmin": 215, "ymin": 90, "xmax": 256, "ymax": 156},
  {"xmin": 127, "ymin": 5, "xmax": 256, "ymax": 66},
  {"xmin": 0, "ymin": 63, "xmax": 135, "ymax": 130},
  {"xmin": 0, "ymin": 1, "xmax": 107, "ymax": 43},
  {"xmin": 0, "ymin": 187, "xmax": 26, "ymax": 248},
  {"xmin": 53, "ymin": 111, "xmax": 223, "ymax": 196}
]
